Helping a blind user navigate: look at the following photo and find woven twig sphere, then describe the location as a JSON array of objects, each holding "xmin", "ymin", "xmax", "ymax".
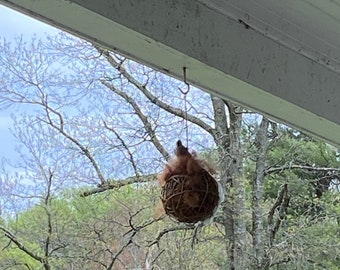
[{"xmin": 161, "ymin": 170, "xmax": 219, "ymax": 223}]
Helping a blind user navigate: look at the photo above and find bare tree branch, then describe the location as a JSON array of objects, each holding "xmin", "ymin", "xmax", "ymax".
[
  {"xmin": 148, "ymin": 225, "xmax": 195, "ymax": 247},
  {"xmin": 267, "ymin": 184, "xmax": 290, "ymax": 246},
  {"xmin": 106, "ymin": 209, "xmax": 156, "ymax": 270},
  {"xmin": 106, "ymin": 232, "xmax": 135, "ymax": 270},
  {"xmin": 265, "ymin": 164, "xmax": 340, "ymax": 175},
  {"xmin": 103, "ymin": 121, "xmax": 140, "ymax": 177},
  {"xmin": 44, "ymin": 170, "xmax": 53, "ymax": 262},
  {"xmin": 0, "ymin": 226, "xmax": 46, "ymax": 265},
  {"xmin": 100, "ymin": 79, "xmax": 170, "ymax": 160},
  {"xmin": 39, "ymin": 98, "xmax": 106, "ymax": 185},
  {"xmin": 4, "ymin": 85, "xmax": 106, "ymax": 185},
  {"xmin": 81, "ymin": 174, "xmax": 156, "ymax": 197},
  {"xmin": 98, "ymin": 48, "xmax": 215, "ymax": 136}
]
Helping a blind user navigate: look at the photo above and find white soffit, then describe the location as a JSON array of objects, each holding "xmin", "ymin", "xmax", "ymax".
[{"xmin": 1, "ymin": 0, "xmax": 340, "ymax": 146}]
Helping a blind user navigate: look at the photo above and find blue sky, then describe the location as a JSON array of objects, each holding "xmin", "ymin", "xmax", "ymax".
[
  {"xmin": 0, "ymin": 5, "xmax": 58, "ymax": 163},
  {"xmin": 0, "ymin": 5, "xmax": 58, "ymax": 39}
]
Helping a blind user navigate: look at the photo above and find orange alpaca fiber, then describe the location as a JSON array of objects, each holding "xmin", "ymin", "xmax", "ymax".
[
  {"xmin": 156, "ymin": 140, "xmax": 220, "ymax": 223},
  {"xmin": 157, "ymin": 140, "xmax": 209, "ymax": 208},
  {"xmin": 157, "ymin": 140, "xmax": 203, "ymax": 187}
]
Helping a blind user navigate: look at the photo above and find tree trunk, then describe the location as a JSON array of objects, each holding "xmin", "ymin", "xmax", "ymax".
[
  {"xmin": 252, "ymin": 117, "xmax": 269, "ymax": 268},
  {"xmin": 229, "ymin": 105, "xmax": 247, "ymax": 270},
  {"xmin": 215, "ymin": 101, "xmax": 247, "ymax": 270}
]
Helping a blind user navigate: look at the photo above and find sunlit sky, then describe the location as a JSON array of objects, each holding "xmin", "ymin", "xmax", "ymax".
[{"xmin": 0, "ymin": 5, "xmax": 59, "ymax": 163}]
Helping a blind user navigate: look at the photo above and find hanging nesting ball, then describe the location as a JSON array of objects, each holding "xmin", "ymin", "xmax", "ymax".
[
  {"xmin": 158, "ymin": 141, "xmax": 221, "ymax": 224},
  {"xmin": 161, "ymin": 170, "xmax": 220, "ymax": 223}
]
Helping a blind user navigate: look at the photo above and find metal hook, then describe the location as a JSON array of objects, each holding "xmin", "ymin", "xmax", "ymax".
[{"xmin": 178, "ymin": 67, "xmax": 190, "ymax": 95}]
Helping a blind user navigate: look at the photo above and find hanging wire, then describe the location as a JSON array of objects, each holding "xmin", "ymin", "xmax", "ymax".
[{"xmin": 178, "ymin": 67, "xmax": 190, "ymax": 147}]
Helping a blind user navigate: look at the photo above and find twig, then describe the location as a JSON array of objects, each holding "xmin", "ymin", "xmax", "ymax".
[
  {"xmin": 268, "ymin": 184, "xmax": 289, "ymax": 245},
  {"xmin": 103, "ymin": 120, "xmax": 140, "ymax": 177},
  {"xmin": 148, "ymin": 225, "xmax": 195, "ymax": 247}
]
